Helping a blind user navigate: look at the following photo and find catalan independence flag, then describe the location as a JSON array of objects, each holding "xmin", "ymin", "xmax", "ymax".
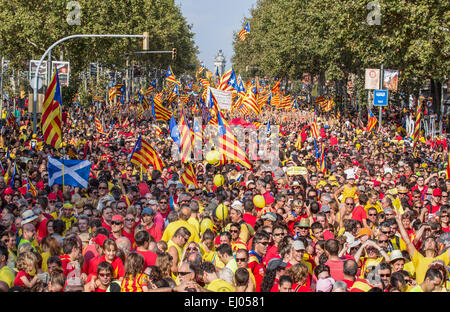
[
  {"xmin": 41, "ymin": 69, "xmax": 62, "ymax": 149},
  {"xmin": 242, "ymin": 87, "xmax": 260, "ymax": 115},
  {"xmin": 165, "ymin": 65, "xmax": 180, "ymax": 86},
  {"xmin": 94, "ymin": 116, "xmax": 107, "ymax": 136},
  {"xmin": 180, "ymin": 162, "xmax": 198, "ymax": 188},
  {"xmin": 218, "ymin": 68, "xmax": 233, "ymax": 91},
  {"xmin": 179, "ymin": 110, "xmax": 194, "ymax": 162},
  {"xmin": 27, "ymin": 177, "xmax": 37, "ymax": 197},
  {"xmin": 412, "ymin": 100, "xmax": 422, "ymax": 157},
  {"xmin": 129, "ymin": 135, "xmax": 164, "ymax": 171},
  {"xmin": 238, "ymin": 22, "xmax": 250, "ymax": 41},
  {"xmin": 367, "ymin": 108, "xmax": 378, "ymax": 132},
  {"xmin": 295, "ymin": 132, "xmax": 302, "ymax": 150},
  {"xmin": 319, "ymin": 143, "xmax": 326, "ymax": 174},
  {"xmin": 310, "ymin": 118, "xmax": 319, "ymax": 141},
  {"xmin": 152, "ymin": 92, "xmax": 172, "ymax": 121}
]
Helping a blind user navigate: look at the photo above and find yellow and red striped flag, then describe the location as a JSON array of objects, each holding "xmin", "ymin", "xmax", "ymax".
[
  {"xmin": 238, "ymin": 22, "xmax": 250, "ymax": 41},
  {"xmin": 270, "ymin": 93, "xmax": 281, "ymax": 107},
  {"xmin": 366, "ymin": 108, "xmax": 378, "ymax": 132},
  {"xmin": 129, "ymin": 135, "xmax": 165, "ymax": 171},
  {"xmin": 165, "ymin": 65, "xmax": 180, "ymax": 86},
  {"xmin": 152, "ymin": 92, "xmax": 172, "ymax": 121},
  {"xmin": 218, "ymin": 68, "xmax": 233, "ymax": 91},
  {"xmin": 41, "ymin": 69, "xmax": 62, "ymax": 149},
  {"xmin": 412, "ymin": 101, "xmax": 422, "ymax": 157},
  {"xmin": 310, "ymin": 121, "xmax": 319, "ymax": 141},
  {"xmin": 27, "ymin": 177, "xmax": 37, "ymax": 197},
  {"xmin": 446, "ymin": 152, "xmax": 450, "ymax": 179},
  {"xmin": 216, "ymin": 108, "xmax": 252, "ymax": 169},
  {"xmin": 295, "ymin": 132, "xmax": 302, "ymax": 150},
  {"xmin": 180, "ymin": 162, "xmax": 198, "ymax": 188},
  {"xmin": 242, "ymin": 86, "xmax": 260, "ymax": 115},
  {"xmin": 271, "ymin": 79, "xmax": 281, "ymax": 94},
  {"xmin": 179, "ymin": 110, "xmax": 194, "ymax": 162},
  {"xmin": 94, "ymin": 116, "xmax": 107, "ymax": 136}
]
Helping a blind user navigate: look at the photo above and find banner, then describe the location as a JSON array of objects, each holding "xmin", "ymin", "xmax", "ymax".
[
  {"xmin": 383, "ymin": 69, "xmax": 399, "ymax": 91},
  {"xmin": 51, "ymin": 61, "xmax": 70, "ymax": 87},
  {"xmin": 208, "ymin": 87, "xmax": 232, "ymax": 111},
  {"xmin": 365, "ymin": 69, "xmax": 380, "ymax": 89}
]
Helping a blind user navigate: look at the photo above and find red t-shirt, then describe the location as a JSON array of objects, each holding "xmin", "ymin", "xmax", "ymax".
[
  {"xmin": 88, "ymin": 255, "xmax": 125, "ymax": 280},
  {"xmin": 146, "ymin": 223, "xmax": 162, "ymax": 242},
  {"xmin": 122, "ymin": 230, "xmax": 136, "ymax": 249},
  {"xmin": 248, "ymin": 257, "xmax": 265, "ymax": 292},
  {"xmin": 263, "ymin": 245, "xmax": 280, "ymax": 265},
  {"xmin": 14, "ymin": 270, "xmax": 31, "ymax": 287},
  {"xmin": 135, "ymin": 250, "xmax": 157, "ymax": 268},
  {"xmin": 36, "ymin": 218, "xmax": 48, "ymax": 243},
  {"xmin": 243, "ymin": 213, "xmax": 257, "ymax": 228},
  {"xmin": 351, "ymin": 205, "xmax": 367, "ymax": 223},
  {"xmin": 325, "ymin": 259, "xmax": 345, "ymax": 282}
]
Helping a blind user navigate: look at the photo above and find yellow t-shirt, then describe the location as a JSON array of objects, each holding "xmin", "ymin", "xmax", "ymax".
[
  {"xmin": 41, "ymin": 251, "xmax": 51, "ymax": 272},
  {"xmin": 342, "ymin": 184, "xmax": 357, "ymax": 202},
  {"xmin": 200, "ymin": 244, "xmax": 215, "ymax": 263},
  {"xmin": 187, "ymin": 217, "xmax": 200, "ymax": 235},
  {"xmin": 205, "ymin": 278, "xmax": 235, "ymax": 292},
  {"xmin": 0, "ymin": 265, "xmax": 15, "ymax": 288},
  {"xmin": 359, "ymin": 257, "xmax": 384, "ymax": 278},
  {"xmin": 161, "ymin": 220, "xmax": 200, "ymax": 243},
  {"xmin": 408, "ymin": 285, "xmax": 424, "ymax": 292},
  {"xmin": 412, "ymin": 250, "xmax": 449, "ymax": 284}
]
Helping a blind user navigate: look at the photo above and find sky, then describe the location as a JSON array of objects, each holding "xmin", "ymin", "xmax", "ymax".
[{"xmin": 175, "ymin": 0, "xmax": 257, "ymax": 72}]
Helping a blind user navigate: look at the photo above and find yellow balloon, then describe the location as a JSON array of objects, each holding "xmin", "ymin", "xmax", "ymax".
[
  {"xmin": 214, "ymin": 174, "xmax": 224, "ymax": 187},
  {"xmin": 253, "ymin": 195, "xmax": 265, "ymax": 208},
  {"xmin": 200, "ymin": 218, "xmax": 214, "ymax": 233},
  {"xmin": 215, "ymin": 204, "xmax": 228, "ymax": 220},
  {"xmin": 206, "ymin": 150, "xmax": 220, "ymax": 165}
]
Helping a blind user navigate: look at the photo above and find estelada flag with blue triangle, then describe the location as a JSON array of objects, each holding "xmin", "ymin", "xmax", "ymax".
[{"xmin": 165, "ymin": 65, "xmax": 181, "ymax": 86}]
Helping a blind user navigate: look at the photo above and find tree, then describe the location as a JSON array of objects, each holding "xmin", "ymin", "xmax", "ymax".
[{"xmin": 0, "ymin": 0, "xmax": 198, "ymax": 98}]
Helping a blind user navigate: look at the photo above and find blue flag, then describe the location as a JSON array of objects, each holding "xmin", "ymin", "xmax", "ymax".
[
  {"xmin": 10, "ymin": 162, "xmax": 17, "ymax": 187},
  {"xmin": 169, "ymin": 115, "xmax": 181, "ymax": 146},
  {"xmin": 227, "ymin": 68, "xmax": 239, "ymax": 91},
  {"xmin": 217, "ymin": 112, "xmax": 227, "ymax": 136},
  {"xmin": 48, "ymin": 156, "xmax": 92, "ymax": 188}
]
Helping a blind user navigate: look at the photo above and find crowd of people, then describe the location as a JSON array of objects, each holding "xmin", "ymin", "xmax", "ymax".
[{"xmin": 0, "ymin": 83, "xmax": 449, "ymax": 293}]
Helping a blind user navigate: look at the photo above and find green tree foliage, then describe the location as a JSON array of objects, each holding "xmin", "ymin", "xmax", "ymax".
[
  {"xmin": 0, "ymin": 0, "xmax": 198, "ymax": 90},
  {"xmin": 232, "ymin": 0, "xmax": 449, "ymax": 97}
]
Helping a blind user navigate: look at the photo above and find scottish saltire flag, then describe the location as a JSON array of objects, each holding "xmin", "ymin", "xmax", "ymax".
[
  {"xmin": 48, "ymin": 156, "xmax": 92, "ymax": 188},
  {"xmin": 238, "ymin": 22, "xmax": 250, "ymax": 40}
]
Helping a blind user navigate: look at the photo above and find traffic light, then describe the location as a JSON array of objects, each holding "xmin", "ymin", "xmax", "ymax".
[
  {"xmin": 172, "ymin": 48, "xmax": 177, "ymax": 60},
  {"xmin": 143, "ymin": 32, "xmax": 149, "ymax": 51}
]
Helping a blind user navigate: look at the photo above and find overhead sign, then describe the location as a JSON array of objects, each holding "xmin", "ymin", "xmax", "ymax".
[
  {"xmin": 373, "ymin": 90, "xmax": 388, "ymax": 106},
  {"xmin": 52, "ymin": 61, "xmax": 70, "ymax": 87},
  {"xmin": 365, "ymin": 68, "xmax": 380, "ymax": 90},
  {"xmin": 383, "ymin": 69, "xmax": 399, "ymax": 91},
  {"xmin": 208, "ymin": 87, "xmax": 232, "ymax": 111},
  {"xmin": 29, "ymin": 60, "xmax": 48, "ymax": 85}
]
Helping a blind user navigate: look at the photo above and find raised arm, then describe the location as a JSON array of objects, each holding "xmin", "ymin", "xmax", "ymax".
[{"xmin": 395, "ymin": 214, "xmax": 416, "ymax": 258}]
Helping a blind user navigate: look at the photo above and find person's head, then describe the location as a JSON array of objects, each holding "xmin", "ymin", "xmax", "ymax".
[
  {"xmin": 229, "ymin": 223, "xmax": 241, "ymax": 241},
  {"xmin": 378, "ymin": 262, "xmax": 392, "ymax": 288},
  {"xmin": 389, "ymin": 250, "xmax": 406, "ymax": 272},
  {"xmin": 252, "ymin": 231, "xmax": 270, "ymax": 257},
  {"xmin": 47, "ymin": 272, "xmax": 66, "ymax": 292},
  {"xmin": 47, "ymin": 256, "xmax": 63, "ymax": 275},
  {"xmin": 235, "ymin": 249, "xmax": 249, "ymax": 269},
  {"xmin": 290, "ymin": 239, "xmax": 306, "ymax": 262},
  {"xmin": 332, "ymin": 281, "xmax": 348, "ymax": 292},
  {"xmin": 199, "ymin": 261, "xmax": 217, "ymax": 284},
  {"xmin": 216, "ymin": 244, "xmax": 233, "ymax": 263},
  {"xmin": 219, "ymin": 231, "xmax": 232, "ymax": 246},
  {"xmin": 22, "ymin": 223, "xmax": 36, "ymax": 241},
  {"xmin": 311, "ymin": 222, "xmax": 324, "ymax": 240},
  {"xmin": 344, "ymin": 197, "xmax": 355, "ymax": 213},
  {"xmin": 97, "ymin": 261, "xmax": 114, "ymax": 288},
  {"xmin": 124, "ymin": 252, "xmax": 145, "ymax": 278},
  {"xmin": 421, "ymin": 268, "xmax": 443, "ymax": 292},
  {"xmin": 116, "ymin": 236, "xmax": 131, "ymax": 256},
  {"xmin": 16, "ymin": 251, "xmax": 38, "ymax": 275},
  {"xmin": 272, "ymin": 224, "xmax": 288, "ymax": 245},
  {"xmin": 234, "ymin": 267, "xmax": 250, "ymax": 288},
  {"xmin": 343, "ymin": 259, "xmax": 358, "ymax": 280},
  {"xmin": 173, "ymin": 227, "xmax": 191, "ymax": 248},
  {"xmin": 41, "ymin": 235, "xmax": 61, "ymax": 257},
  {"xmin": 102, "ymin": 239, "xmax": 117, "ymax": 262},
  {"xmin": 155, "ymin": 252, "xmax": 172, "ymax": 278},
  {"xmin": 324, "ymin": 239, "xmax": 339, "ymax": 257},
  {"xmin": 278, "ymin": 275, "xmax": 293, "ymax": 292},
  {"xmin": 285, "ymin": 263, "xmax": 308, "ymax": 286},
  {"xmin": 314, "ymin": 263, "xmax": 330, "ymax": 280},
  {"xmin": 62, "ymin": 237, "xmax": 81, "ymax": 259}
]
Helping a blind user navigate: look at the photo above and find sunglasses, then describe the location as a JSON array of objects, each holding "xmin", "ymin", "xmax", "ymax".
[
  {"xmin": 125, "ymin": 218, "xmax": 134, "ymax": 222},
  {"xmin": 378, "ymin": 240, "xmax": 388, "ymax": 244},
  {"xmin": 273, "ymin": 233, "xmax": 284, "ymax": 237},
  {"xmin": 236, "ymin": 258, "xmax": 248, "ymax": 262},
  {"xmin": 346, "ymin": 203, "xmax": 355, "ymax": 206},
  {"xmin": 98, "ymin": 273, "xmax": 111, "ymax": 277},
  {"xmin": 379, "ymin": 274, "xmax": 391, "ymax": 277},
  {"xmin": 381, "ymin": 231, "xmax": 390, "ymax": 235},
  {"xmin": 258, "ymin": 241, "xmax": 269, "ymax": 246},
  {"xmin": 178, "ymin": 271, "xmax": 192, "ymax": 276},
  {"xmin": 368, "ymin": 214, "xmax": 377, "ymax": 216},
  {"xmin": 98, "ymin": 186, "xmax": 108, "ymax": 190},
  {"xmin": 111, "ymin": 221, "xmax": 123, "ymax": 225},
  {"xmin": 117, "ymin": 206, "xmax": 127, "ymax": 210},
  {"xmin": 160, "ymin": 201, "xmax": 167, "ymax": 204},
  {"xmin": 186, "ymin": 247, "xmax": 198, "ymax": 251},
  {"xmin": 230, "ymin": 230, "xmax": 239, "ymax": 233}
]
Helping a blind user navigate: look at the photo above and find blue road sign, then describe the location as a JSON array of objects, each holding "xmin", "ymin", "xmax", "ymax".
[{"xmin": 373, "ymin": 90, "xmax": 388, "ymax": 106}]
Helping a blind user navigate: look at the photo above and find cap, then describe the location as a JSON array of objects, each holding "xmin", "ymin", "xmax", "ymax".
[
  {"xmin": 176, "ymin": 182, "xmax": 185, "ymax": 190},
  {"xmin": 373, "ymin": 181, "xmax": 381, "ymax": 187},
  {"xmin": 316, "ymin": 277, "xmax": 335, "ymax": 292},
  {"xmin": 261, "ymin": 212, "xmax": 277, "ymax": 222},
  {"xmin": 142, "ymin": 207, "xmax": 154, "ymax": 215},
  {"xmin": 292, "ymin": 240, "xmax": 306, "ymax": 251},
  {"xmin": 433, "ymin": 188, "xmax": 442, "ymax": 196},
  {"xmin": 267, "ymin": 258, "xmax": 288, "ymax": 271},
  {"xmin": 321, "ymin": 204, "xmax": 331, "ymax": 213},
  {"xmin": 328, "ymin": 176, "xmax": 337, "ymax": 182},
  {"xmin": 4, "ymin": 187, "xmax": 14, "ymax": 195},
  {"xmin": 112, "ymin": 215, "xmax": 124, "ymax": 222},
  {"xmin": 389, "ymin": 250, "xmax": 406, "ymax": 263},
  {"xmin": 48, "ymin": 193, "xmax": 57, "ymax": 200},
  {"xmin": 93, "ymin": 234, "xmax": 108, "ymax": 247},
  {"xmin": 294, "ymin": 218, "xmax": 310, "ymax": 228},
  {"xmin": 168, "ymin": 180, "xmax": 177, "ymax": 187},
  {"xmin": 291, "ymin": 181, "xmax": 300, "ymax": 187},
  {"xmin": 246, "ymin": 180, "xmax": 255, "ymax": 187},
  {"xmin": 178, "ymin": 193, "xmax": 191, "ymax": 202},
  {"xmin": 231, "ymin": 201, "xmax": 244, "ymax": 214},
  {"xmin": 148, "ymin": 200, "xmax": 159, "ymax": 206},
  {"xmin": 356, "ymin": 227, "xmax": 372, "ymax": 238},
  {"xmin": 384, "ymin": 207, "xmax": 394, "ymax": 214},
  {"xmin": 397, "ymin": 185, "xmax": 409, "ymax": 194},
  {"xmin": 21, "ymin": 210, "xmax": 38, "ymax": 225},
  {"xmin": 63, "ymin": 202, "xmax": 73, "ymax": 210}
]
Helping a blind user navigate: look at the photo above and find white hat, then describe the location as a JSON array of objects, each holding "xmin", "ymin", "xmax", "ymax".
[
  {"xmin": 21, "ymin": 210, "xmax": 38, "ymax": 225},
  {"xmin": 389, "ymin": 250, "xmax": 406, "ymax": 263}
]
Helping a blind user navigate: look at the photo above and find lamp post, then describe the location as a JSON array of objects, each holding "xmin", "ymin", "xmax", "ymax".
[{"xmin": 32, "ymin": 34, "xmax": 147, "ymax": 133}]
